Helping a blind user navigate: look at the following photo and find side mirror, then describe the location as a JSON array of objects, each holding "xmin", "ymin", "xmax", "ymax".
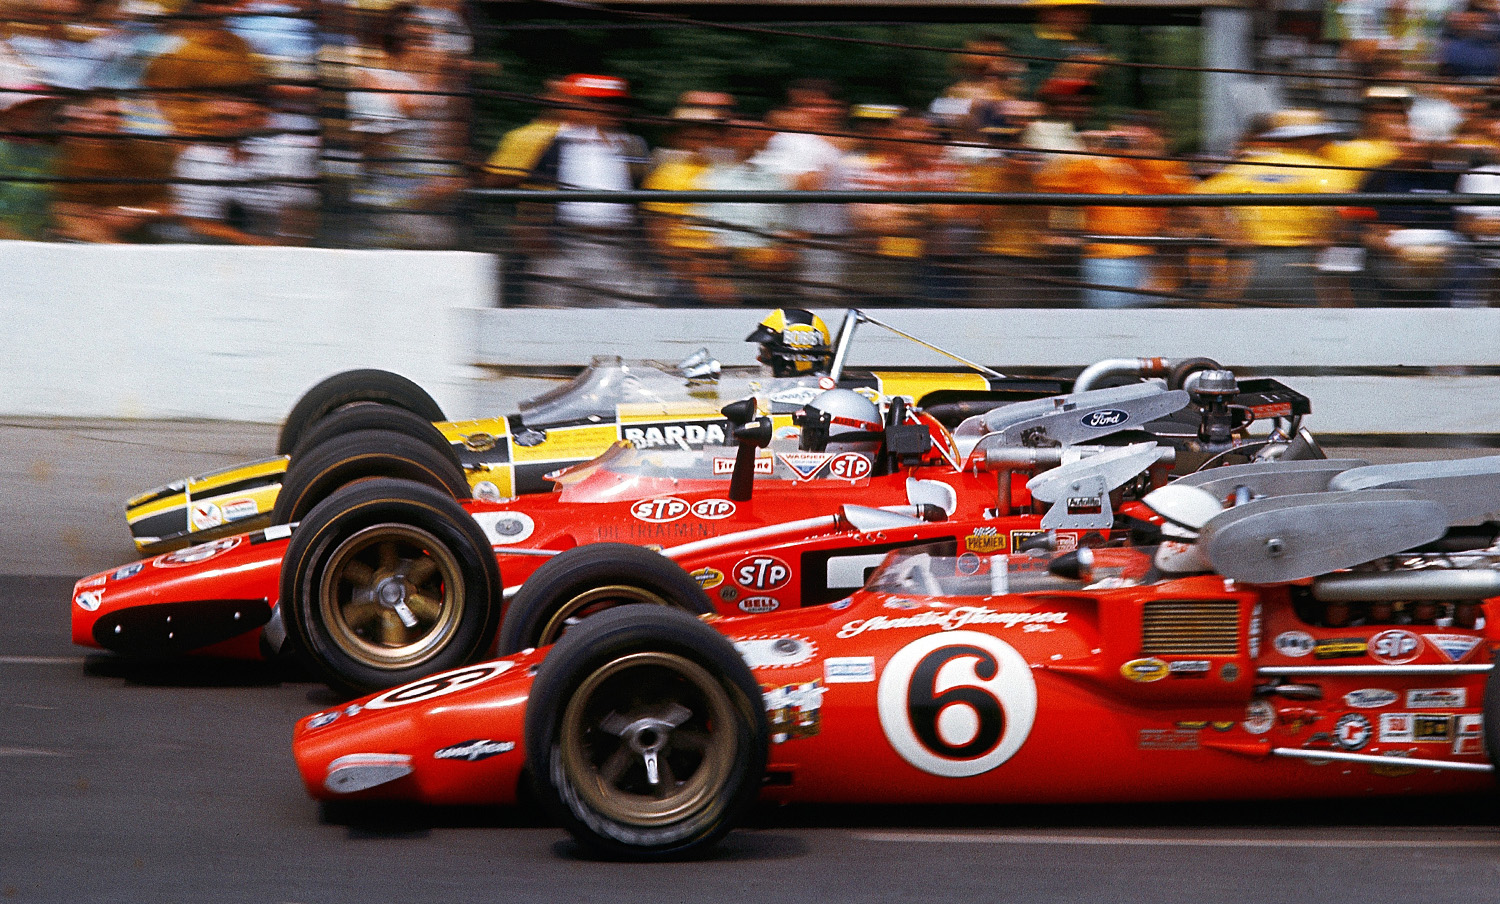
[
  {"xmin": 729, "ymin": 416, "xmax": 774, "ymax": 502},
  {"xmin": 721, "ymin": 398, "xmax": 757, "ymax": 426}
]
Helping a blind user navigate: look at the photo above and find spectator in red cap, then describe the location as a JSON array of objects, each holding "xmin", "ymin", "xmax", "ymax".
[{"xmin": 514, "ymin": 73, "xmax": 652, "ymax": 306}]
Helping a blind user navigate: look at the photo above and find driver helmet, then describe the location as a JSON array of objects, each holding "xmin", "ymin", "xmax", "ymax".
[
  {"xmin": 1141, "ymin": 484, "xmax": 1223, "ymax": 574},
  {"xmin": 747, "ymin": 308, "xmax": 833, "ymax": 377},
  {"xmin": 797, "ymin": 389, "xmax": 882, "ymax": 453}
]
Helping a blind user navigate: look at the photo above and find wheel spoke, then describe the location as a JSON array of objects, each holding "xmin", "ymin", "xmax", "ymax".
[
  {"xmin": 341, "ymin": 599, "xmax": 386, "ymax": 634},
  {"xmin": 379, "ymin": 609, "xmax": 409, "ymax": 646},
  {"xmin": 652, "ymin": 757, "xmax": 678, "ymax": 796},
  {"xmin": 377, "ymin": 540, "xmax": 399, "ymax": 573},
  {"xmin": 406, "ymin": 556, "xmax": 438, "ymax": 588},
  {"xmin": 340, "ymin": 560, "xmax": 375, "ymax": 588},
  {"xmin": 597, "ymin": 744, "xmax": 634, "ymax": 786},
  {"xmin": 405, "ymin": 591, "xmax": 443, "ymax": 623}
]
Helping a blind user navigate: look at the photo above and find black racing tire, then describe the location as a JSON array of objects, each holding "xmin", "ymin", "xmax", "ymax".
[
  {"xmin": 498, "ymin": 544, "xmax": 713, "ymax": 655},
  {"xmin": 524, "ymin": 605, "xmax": 768, "ymax": 860},
  {"xmin": 271, "ymin": 429, "xmax": 470, "ymax": 526},
  {"xmin": 276, "ymin": 369, "xmax": 446, "ymax": 456},
  {"xmin": 1167, "ymin": 357, "xmax": 1223, "ymax": 391},
  {"xmin": 289, "ymin": 403, "xmax": 462, "ymax": 468},
  {"xmin": 280, "ymin": 478, "xmax": 502, "ymax": 696}
]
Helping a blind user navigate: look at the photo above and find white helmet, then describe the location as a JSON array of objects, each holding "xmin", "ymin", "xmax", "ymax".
[
  {"xmin": 1142, "ymin": 484, "xmax": 1223, "ymax": 574},
  {"xmin": 797, "ymin": 389, "xmax": 883, "ymax": 453}
]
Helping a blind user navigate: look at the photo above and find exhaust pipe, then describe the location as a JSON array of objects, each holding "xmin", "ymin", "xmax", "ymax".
[{"xmin": 1312, "ymin": 569, "xmax": 1500, "ymax": 602}]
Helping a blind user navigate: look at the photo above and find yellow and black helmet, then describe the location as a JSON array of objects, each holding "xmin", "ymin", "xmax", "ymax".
[{"xmin": 746, "ymin": 308, "xmax": 834, "ymax": 377}]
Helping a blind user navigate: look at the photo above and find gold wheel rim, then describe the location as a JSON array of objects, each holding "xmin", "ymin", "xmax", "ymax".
[
  {"xmin": 559, "ymin": 651, "xmax": 738, "ymax": 829},
  {"xmin": 317, "ymin": 523, "xmax": 465, "ymax": 669},
  {"xmin": 536, "ymin": 585, "xmax": 671, "ymax": 647}
]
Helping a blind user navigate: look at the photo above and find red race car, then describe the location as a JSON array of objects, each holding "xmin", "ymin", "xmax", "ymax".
[
  {"xmin": 292, "ymin": 454, "xmax": 1500, "ymax": 859},
  {"xmin": 72, "ymin": 373, "xmax": 1314, "ymax": 696}
]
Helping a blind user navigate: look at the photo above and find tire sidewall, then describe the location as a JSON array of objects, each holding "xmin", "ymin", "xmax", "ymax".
[
  {"xmin": 524, "ymin": 606, "xmax": 767, "ymax": 860},
  {"xmin": 280, "ymin": 479, "xmax": 502, "ymax": 696},
  {"xmin": 277, "ymin": 369, "xmax": 446, "ymax": 455},
  {"xmin": 272, "ymin": 429, "xmax": 471, "ymax": 526}
]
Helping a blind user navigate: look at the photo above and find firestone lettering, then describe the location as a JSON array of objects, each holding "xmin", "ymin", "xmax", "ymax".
[{"xmin": 838, "ymin": 607, "xmax": 1068, "ymax": 638}]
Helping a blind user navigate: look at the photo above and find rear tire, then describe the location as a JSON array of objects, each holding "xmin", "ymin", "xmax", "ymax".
[
  {"xmin": 289, "ymin": 404, "xmax": 461, "ymax": 466},
  {"xmin": 497, "ymin": 544, "xmax": 713, "ymax": 654},
  {"xmin": 277, "ymin": 370, "xmax": 445, "ymax": 455},
  {"xmin": 280, "ymin": 478, "xmax": 502, "ymax": 696},
  {"xmin": 525, "ymin": 606, "xmax": 767, "ymax": 860},
  {"xmin": 271, "ymin": 428, "xmax": 470, "ymax": 526}
]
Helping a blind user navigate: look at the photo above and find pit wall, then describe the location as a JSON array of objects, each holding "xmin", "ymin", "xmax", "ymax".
[{"xmin": 6, "ymin": 241, "xmax": 1499, "ymax": 437}]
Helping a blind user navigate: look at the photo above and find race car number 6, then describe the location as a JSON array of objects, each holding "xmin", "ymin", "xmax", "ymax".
[
  {"xmin": 364, "ymin": 662, "xmax": 512, "ymax": 710},
  {"xmin": 876, "ymin": 632, "xmax": 1036, "ymax": 777}
]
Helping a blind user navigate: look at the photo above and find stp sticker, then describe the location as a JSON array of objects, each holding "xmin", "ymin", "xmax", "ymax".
[
  {"xmin": 827, "ymin": 452, "xmax": 872, "ymax": 481},
  {"xmin": 364, "ymin": 662, "xmax": 513, "ymax": 710},
  {"xmin": 691, "ymin": 499, "xmax": 736, "ymax": 520},
  {"xmin": 734, "ymin": 555, "xmax": 792, "ymax": 591},
  {"xmin": 630, "ymin": 497, "xmax": 691, "ymax": 523},
  {"xmin": 154, "ymin": 536, "xmax": 242, "ymax": 568},
  {"xmin": 1368, "ymin": 629, "xmax": 1422, "ymax": 665},
  {"xmin": 876, "ymin": 632, "xmax": 1037, "ymax": 778}
]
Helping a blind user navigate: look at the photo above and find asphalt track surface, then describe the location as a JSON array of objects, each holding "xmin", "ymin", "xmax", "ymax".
[{"xmin": 4, "ymin": 419, "xmax": 1500, "ymax": 902}]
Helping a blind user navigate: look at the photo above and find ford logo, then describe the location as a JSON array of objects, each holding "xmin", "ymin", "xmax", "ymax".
[{"xmin": 1082, "ymin": 409, "xmax": 1128, "ymax": 428}]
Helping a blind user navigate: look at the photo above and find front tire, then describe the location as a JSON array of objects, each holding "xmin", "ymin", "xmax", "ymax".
[
  {"xmin": 277, "ymin": 369, "xmax": 445, "ymax": 455},
  {"xmin": 525, "ymin": 606, "xmax": 768, "ymax": 860},
  {"xmin": 497, "ymin": 544, "xmax": 713, "ymax": 654},
  {"xmin": 271, "ymin": 428, "xmax": 471, "ymax": 526},
  {"xmin": 280, "ymin": 478, "xmax": 502, "ymax": 696}
]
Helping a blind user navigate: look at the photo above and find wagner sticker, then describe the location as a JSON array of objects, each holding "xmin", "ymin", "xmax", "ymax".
[
  {"xmin": 778, "ymin": 451, "xmax": 833, "ymax": 480},
  {"xmin": 1424, "ymin": 633, "xmax": 1483, "ymax": 663}
]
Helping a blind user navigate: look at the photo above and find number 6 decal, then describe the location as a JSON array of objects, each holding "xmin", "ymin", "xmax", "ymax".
[{"xmin": 876, "ymin": 632, "xmax": 1036, "ymax": 777}]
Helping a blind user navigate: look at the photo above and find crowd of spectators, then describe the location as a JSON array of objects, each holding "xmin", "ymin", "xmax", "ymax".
[{"xmin": 9, "ymin": 0, "xmax": 1500, "ymax": 307}]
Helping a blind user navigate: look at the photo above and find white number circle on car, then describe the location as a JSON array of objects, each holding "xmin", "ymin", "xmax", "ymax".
[
  {"xmin": 363, "ymin": 662, "xmax": 513, "ymax": 710},
  {"xmin": 876, "ymin": 631, "xmax": 1036, "ymax": 778}
]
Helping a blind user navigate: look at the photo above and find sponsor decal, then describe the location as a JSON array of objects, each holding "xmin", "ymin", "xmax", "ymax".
[
  {"xmin": 1121, "ymin": 658, "xmax": 1169, "ymax": 683},
  {"xmin": 1334, "ymin": 713, "xmax": 1372, "ymax": 751},
  {"xmin": 1313, "ymin": 637, "xmax": 1367, "ymax": 660},
  {"xmin": 1379, "ymin": 713, "xmax": 1414, "ymax": 743},
  {"xmin": 828, "ymin": 598, "xmax": 853, "ymax": 611},
  {"xmin": 471, "ymin": 511, "xmax": 535, "ymax": 546},
  {"xmin": 1211, "ymin": 721, "xmax": 1235, "ymax": 732},
  {"xmin": 1081, "ymin": 409, "xmax": 1128, "ymax": 429},
  {"xmin": 1249, "ymin": 603, "xmax": 1263, "ymax": 659},
  {"xmin": 738, "ymin": 596, "xmax": 780, "ymax": 614},
  {"xmin": 260, "ymin": 524, "xmax": 293, "ymax": 542},
  {"xmin": 764, "ymin": 680, "xmax": 825, "ymax": 742},
  {"xmin": 189, "ymin": 501, "xmax": 223, "ymax": 531},
  {"xmin": 824, "ymin": 656, "xmax": 876, "ymax": 684},
  {"xmin": 434, "ymin": 739, "xmax": 515, "ymax": 762},
  {"xmin": 364, "ymin": 662, "xmax": 512, "ymax": 710},
  {"xmin": 622, "ymin": 422, "xmax": 728, "ymax": 451},
  {"xmin": 308, "ymin": 711, "xmax": 339, "ymax": 729},
  {"xmin": 154, "ymin": 536, "xmax": 242, "ymax": 568},
  {"xmin": 472, "ymin": 481, "xmax": 502, "ymax": 503},
  {"xmin": 956, "ymin": 552, "xmax": 982, "ymax": 576},
  {"xmin": 1371, "ymin": 751, "xmax": 1420, "ymax": 778},
  {"xmin": 1424, "ymin": 633, "xmax": 1483, "ymax": 663},
  {"xmin": 1344, "ymin": 688, "xmax": 1399, "ymax": 709},
  {"xmin": 344, "ymin": 704, "xmax": 363, "ymax": 717},
  {"xmin": 1455, "ymin": 714, "xmax": 1484, "ymax": 756},
  {"xmin": 734, "ymin": 555, "xmax": 792, "ymax": 591},
  {"xmin": 1220, "ymin": 663, "xmax": 1240, "ymax": 683},
  {"xmin": 827, "ymin": 452, "xmax": 872, "ymax": 481},
  {"xmin": 461, "ymin": 433, "xmax": 496, "ymax": 452},
  {"xmin": 719, "ymin": 586, "xmax": 738, "ymax": 602},
  {"xmin": 965, "ymin": 527, "xmax": 1007, "ymax": 554},
  {"xmin": 221, "ymin": 498, "xmax": 259, "ymax": 521},
  {"xmin": 76, "ymin": 575, "xmax": 106, "ymax": 589},
  {"xmin": 630, "ymin": 497, "xmax": 691, "ymax": 523},
  {"xmin": 74, "ymin": 590, "xmax": 103, "ymax": 612},
  {"xmin": 1138, "ymin": 729, "xmax": 1199, "ymax": 751},
  {"xmin": 712, "ymin": 456, "xmax": 773, "ymax": 476},
  {"xmin": 884, "ymin": 598, "xmax": 922, "ymax": 610},
  {"xmin": 1412, "ymin": 714, "xmax": 1454, "ymax": 743},
  {"xmin": 769, "ymin": 386, "xmax": 823, "ymax": 407},
  {"xmin": 1243, "ymin": 700, "xmax": 1275, "ymax": 735},
  {"xmin": 1066, "ymin": 494, "xmax": 1103, "ymax": 516},
  {"xmin": 818, "ymin": 376, "xmax": 836, "ymax": 390},
  {"xmin": 1168, "ymin": 660, "xmax": 1211, "ymax": 678},
  {"xmin": 876, "ymin": 632, "xmax": 1037, "ymax": 778},
  {"xmin": 1176, "ymin": 720, "xmax": 1208, "ymax": 730},
  {"xmin": 691, "ymin": 499, "xmax": 736, "ymax": 520},
  {"xmin": 838, "ymin": 607, "xmax": 1068, "ymax": 639},
  {"xmin": 1369, "ymin": 629, "xmax": 1422, "ymax": 665},
  {"xmin": 1274, "ymin": 630, "xmax": 1315, "ymax": 658},
  {"xmin": 111, "ymin": 562, "xmax": 144, "ymax": 582},
  {"xmin": 734, "ymin": 635, "xmax": 816, "ymax": 669},
  {"xmin": 689, "ymin": 567, "xmax": 724, "ymax": 590},
  {"xmin": 1407, "ymin": 688, "xmax": 1466, "ymax": 709},
  {"xmin": 778, "ymin": 451, "xmax": 834, "ymax": 480}
]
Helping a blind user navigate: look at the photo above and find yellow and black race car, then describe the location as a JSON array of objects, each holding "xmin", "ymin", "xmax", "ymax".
[{"xmin": 124, "ymin": 309, "xmax": 1308, "ymax": 553}]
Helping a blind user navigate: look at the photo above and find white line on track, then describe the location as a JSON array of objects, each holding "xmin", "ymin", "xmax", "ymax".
[
  {"xmin": 854, "ymin": 831, "xmax": 1500, "ymax": 849},
  {"xmin": 0, "ymin": 748, "xmax": 68, "ymax": 757},
  {"xmin": 0, "ymin": 655, "xmax": 85, "ymax": 665}
]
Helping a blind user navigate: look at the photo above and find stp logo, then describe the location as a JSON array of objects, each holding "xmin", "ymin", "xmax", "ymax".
[
  {"xmin": 1369, "ymin": 629, "xmax": 1422, "ymax": 665},
  {"xmin": 828, "ymin": 452, "xmax": 872, "ymax": 480},
  {"xmin": 691, "ymin": 499, "xmax": 736, "ymax": 520},
  {"xmin": 735, "ymin": 555, "xmax": 791, "ymax": 590},
  {"xmin": 1081, "ymin": 409, "xmax": 1128, "ymax": 429},
  {"xmin": 630, "ymin": 497, "xmax": 690, "ymax": 523}
]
